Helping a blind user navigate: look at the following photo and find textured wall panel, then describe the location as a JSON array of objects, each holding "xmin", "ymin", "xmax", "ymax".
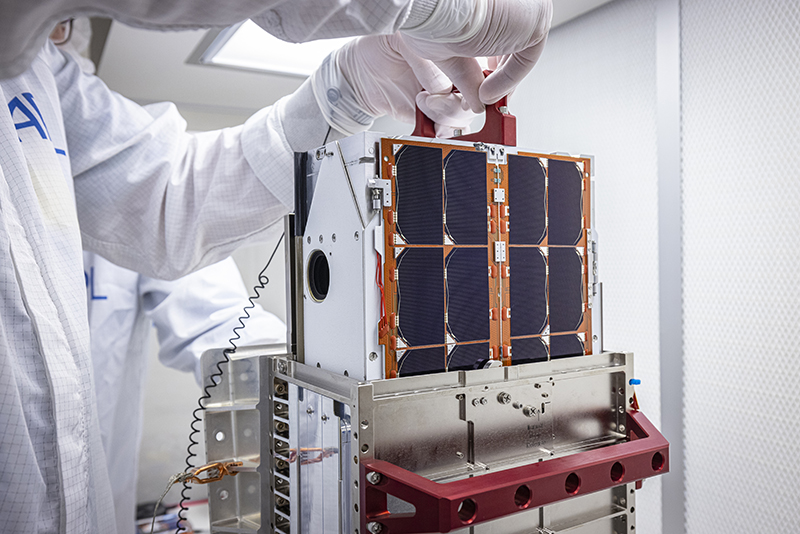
[
  {"xmin": 513, "ymin": 0, "xmax": 661, "ymax": 530},
  {"xmin": 681, "ymin": 0, "xmax": 800, "ymax": 531}
]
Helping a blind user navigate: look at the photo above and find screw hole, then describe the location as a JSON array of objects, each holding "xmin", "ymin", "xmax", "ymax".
[
  {"xmin": 611, "ymin": 462, "xmax": 625, "ymax": 482},
  {"xmin": 514, "ymin": 485, "xmax": 532, "ymax": 508},
  {"xmin": 565, "ymin": 473, "xmax": 581, "ymax": 495},
  {"xmin": 457, "ymin": 499, "xmax": 477, "ymax": 524},
  {"xmin": 361, "ymin": 443, "xmax": 369, "ymax": 453},
  {"xmin": 651, "ymin": 452, "xmax": 665, "ymax": 472}
]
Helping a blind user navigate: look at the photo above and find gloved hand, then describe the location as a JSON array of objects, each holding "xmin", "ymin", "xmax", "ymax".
[
  {"xmin": 401, "ymin": 0, "xmax": 553, "ymax": 111},
  {"xmin": 311, "ymin": 33, "xmax": 476, "ymax": 137}
]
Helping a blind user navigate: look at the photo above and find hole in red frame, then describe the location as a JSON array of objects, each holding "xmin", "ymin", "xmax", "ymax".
[
  {"xmin": 611, "ymin": 462, "xmax": 625, "ymax": 482},
  {"xmin": 514, "ymin": 485, "xmax": 532, "ymax": 508},
  {"xmin": 652, "ymin": 452, "xmax": 665, "ymax": 472},
  {"xmin": 565, "ymin": 473, "xmax": 581, "ymax": 495},
  {"xmin": 457, "ymin": 499, "xmax": 477, "ymax": 523}
]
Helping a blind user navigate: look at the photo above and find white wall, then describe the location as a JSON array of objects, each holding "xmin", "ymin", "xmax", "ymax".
[
  {"xmin": 513, "ymin": 0, "xmax": 663, "ymax": 531},
  {"xmin": 680, "ymin": 0, "xmax": 800, "ymax": 532}
]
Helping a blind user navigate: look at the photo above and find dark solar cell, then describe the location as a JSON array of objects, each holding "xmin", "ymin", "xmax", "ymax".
[
  {"xmin": 444, "ymin": 150, "xmax": 488, "ymax": 245},
  {"xmin": 395, "ymin": 144, "xmax": 443, "ymax": 244},
  {"xmin": 397, "ymin": 346, "xmax": 447, "ymax": 376},
  {"xmin": 396, "ymin": 247, "xmax": 445, "ymax": 347},
  {"xmin": 509, "ymin": 247, "xmax": 548, "ymax": 337},
  {"xmin": 508, "ymin": 155, "xmax": 546, "ymax": 245},
  {"xmin": 548, "ymin": 247, "xmax": 584, "ymax": 333},
  {"xmin": 445, "ymin": 248, "xmax": 490, "ymax": 342},
  {"xmin": 510, "ymin": 337, "xmax": 549, "ymax": 364},
  {"xmin": 447, "ymin": 343, "xmax": 490, "ymax": 371},
  {"xmin": 549, "ymin": 334, "xmax": 585, "ymax": 359},
  {"xmin": 547, "ymin": 159, "xmax": 583, "ymax": 246}
]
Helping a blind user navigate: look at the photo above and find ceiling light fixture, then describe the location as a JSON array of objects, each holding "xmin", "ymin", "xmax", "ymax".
[{"xmin": 193, "ymin": 20, "xmax": 354, "ymax": 77}]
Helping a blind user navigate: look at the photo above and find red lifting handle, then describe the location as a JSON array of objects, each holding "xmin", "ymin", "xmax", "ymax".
[
  {"xmin": 360, "ymin": 411, "xmax": 669, "ymax": 534},
  {"xmin": 411, "ymin": 70, "xmax": 517, "ymax": 146}
]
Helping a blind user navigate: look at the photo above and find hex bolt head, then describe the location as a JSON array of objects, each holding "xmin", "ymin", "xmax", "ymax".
[
  {"xmin": 366, "ymin": 471, "xmax": 382, "ymax": 485},
  {"xmin": 367, "ymin": 522, "xmax": 384, "ymax": 534},
  {"xmin": 497, "ymin": 392, "xmax": 511, "ymax": 404},
  {"xmin": 480, "ymin": 397, "xmax": 488, "ymax": 405},
  {"xmin": 472, "ymin": 398, "xmax": 481, "ymax": 407}
]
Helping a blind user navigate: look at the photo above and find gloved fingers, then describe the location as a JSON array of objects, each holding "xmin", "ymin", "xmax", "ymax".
[
  {"xmin": 416, "ymin": 91, "xmax": 477, "ymax": 126},
  {"xmin": 431, "ymin": 56, "xmax": 487, "ymax": 113},
  {"xmin": 394, "ymin": 35, "xmax": 453, "ymax": 95},
  {"xmin": 479, "ymin": 37, "xmax": 547, "ymax": 104}
]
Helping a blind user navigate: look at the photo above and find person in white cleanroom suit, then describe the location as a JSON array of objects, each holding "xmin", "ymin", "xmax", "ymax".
[
  {"xmin": 84, "ymin": 254, "xmax": 286, "ymax": 534},
  {"xmin": 55, "ymin": 22, "xmax": 287, "ymax": 534},
  {"xmin": 0, "ymin": 0, "xmax": 553, "ymax": 532}
]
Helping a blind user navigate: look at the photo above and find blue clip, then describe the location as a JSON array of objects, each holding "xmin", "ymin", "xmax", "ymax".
[{"xmin": 629, "ymin": 378, "xmax": 641, "ymax": 386}]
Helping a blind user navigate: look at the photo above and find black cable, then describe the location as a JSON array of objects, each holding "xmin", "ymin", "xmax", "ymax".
[
  {"xmin": 322, "ymin": 125, "xmax": 332, "ymax": 145},
  {"xmin": 176, "ymin": 233, "xmax": 285, "ymax": 532}
]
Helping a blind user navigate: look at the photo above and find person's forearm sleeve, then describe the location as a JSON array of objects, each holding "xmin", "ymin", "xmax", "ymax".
[{"xmin": 49, "ymin": 44, "xmax": 297, "ymax": 279}]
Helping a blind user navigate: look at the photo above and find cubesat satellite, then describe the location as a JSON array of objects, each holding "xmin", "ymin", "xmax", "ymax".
[{"xmin": 201, "ymin": 98, "xmax": 669, "ymax": 534}]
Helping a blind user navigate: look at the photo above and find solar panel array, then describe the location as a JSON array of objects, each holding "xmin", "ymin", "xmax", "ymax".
[{"xmin": 380, "ymin": 141, "xmax": 591, "ymax": 378}]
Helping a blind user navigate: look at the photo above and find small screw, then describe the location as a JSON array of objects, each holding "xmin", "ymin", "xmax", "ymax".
[
  {"xmin": 368, "ymin": 352, "xmax": 378, "ymax": 361},
  {"xmin": 497, "ymin": 392, "xmax": 511, "ymax": 404},
  {"xmin": 319, "ymin": 235, "xmax": 323, "ymax": 243},
  {"xmin": 480, "ymin": 397, "xmax": 488, "ymax": 405},
  {"xmin": 321, "ymin": 414, "xmax": 329, "ymax": 422},
  {"xmin": 332, "ymin": 233, "xmax": 336, "ymax": 242},
  {"xmin": 366, "ymin": 472, "xmax": 382, "ymax": 485},
  {"xmin": 620, "ymin": 498, "xmax": 627, "ymax": 506},
  {"xmin": 367, "ymin": 522, "xmax": 384, "ymax": 534},
  {"xmin": 619, "ymin": 424, "xmax": 626, "ymax": 432},
  {"xmin": 499, "ymin": 106, "xmax": 509, "ymax": 114},
  {"xmin": 277, "ymin": 361, "xmax": 287, "ymax": 374},
  {"xmin": 455, "ymin": 451, "xmax": 464, "ymax": 459},
  {"xmin": 307, "ymin": 407, "xmax": 315, "ymax": 415},
  {"xmin": 354, "ymin": 232, "xmax": 360, "ymax": 241},
  {"xmin": 523, "ymin": 405, "xmax": 537, "ymax": 418},
  {"xmin": 472, "ymin": 398, "xmax": 481, "ymax": 407}
]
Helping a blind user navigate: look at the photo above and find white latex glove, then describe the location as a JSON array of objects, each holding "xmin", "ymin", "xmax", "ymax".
[
  {"xmin": 311, "ymin": 34, "xmax": 476, "ymax": 136},
  {"xmin": 401, "ymin": 0, "xmax": 553, "ymax": 110},
  {"xmin": 416, "ymin": 91, "xmax": 476, "ymax": 138}
]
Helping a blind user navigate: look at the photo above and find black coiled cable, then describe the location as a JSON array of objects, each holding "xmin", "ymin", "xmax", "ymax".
[{"xmin": 176, "ymin": 233, "xmax": 285, "ymax": 532}]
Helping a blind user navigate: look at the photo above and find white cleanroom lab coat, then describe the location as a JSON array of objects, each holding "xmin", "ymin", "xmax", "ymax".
[
  {"xmin": 0, "ymin": 0, "xmax": 418, "ymax": 525},
  {"xmin": 84, "ymin": 253, "xmax": 285, "ymax": 534},
  {"xmin": 0, "ymin": 0, "xmax": 425, "ymax": 80},
  {"xmin": 0, "ymin": 41, "xmax": 294, "ymax": 534}
]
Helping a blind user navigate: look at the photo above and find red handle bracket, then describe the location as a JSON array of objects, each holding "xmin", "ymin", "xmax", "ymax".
[
  {"xmin": 411, "ymin": 71, "xmax": 517, "ymax": 146},
  {"xmin": 361, "ymin": 411, "xmax": 669, "ymax": 534}
]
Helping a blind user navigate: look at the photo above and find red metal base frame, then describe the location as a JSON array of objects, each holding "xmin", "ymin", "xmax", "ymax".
[{"xmin": 360, "ymin": 411, "xmax": 669, "ymax": 534}]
